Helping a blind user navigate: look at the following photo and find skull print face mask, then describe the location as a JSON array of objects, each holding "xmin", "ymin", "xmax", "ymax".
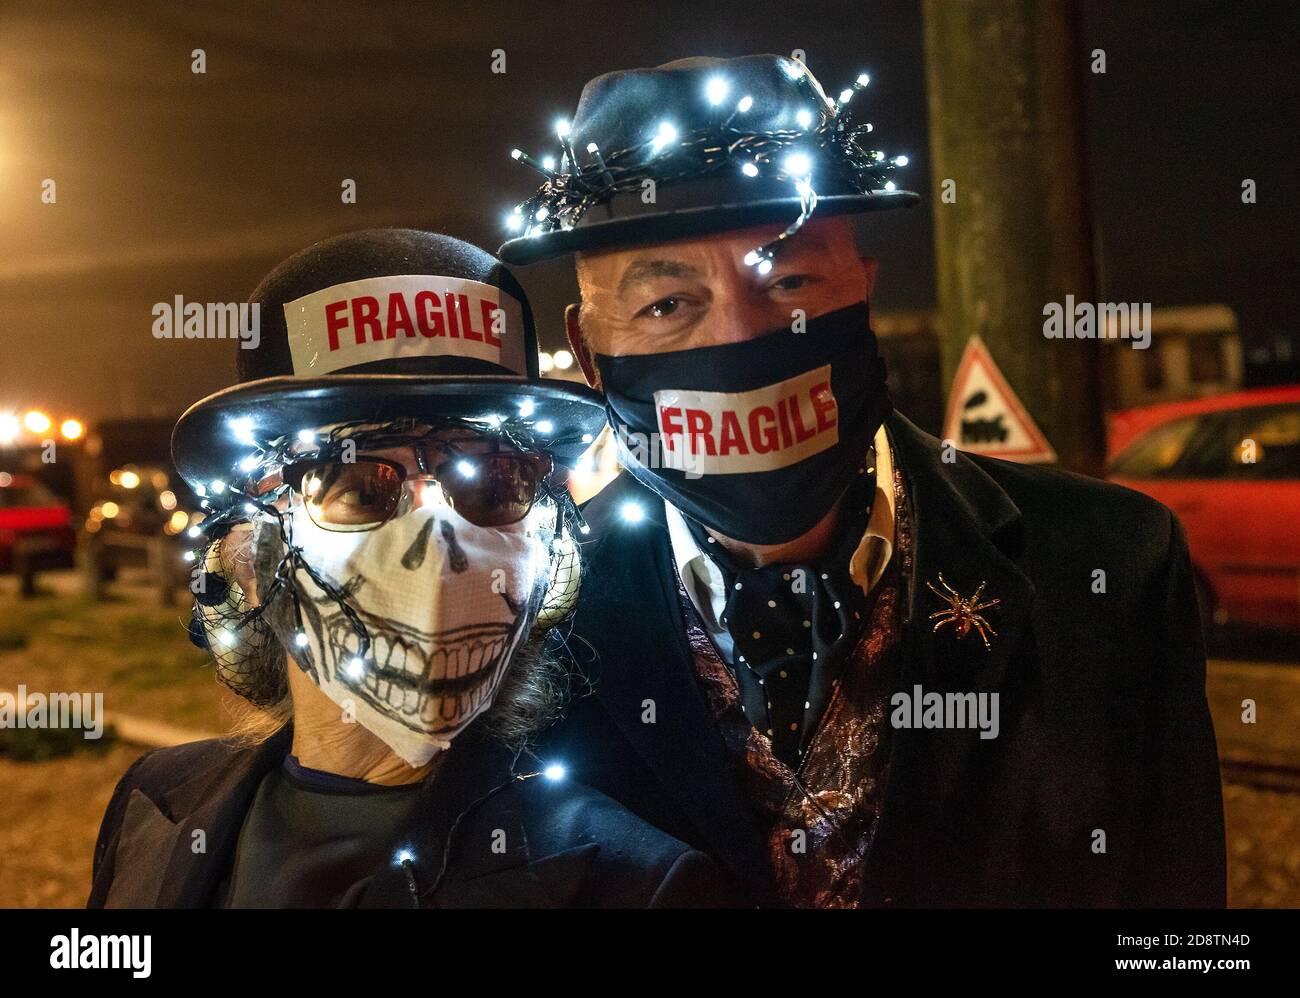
[{"xmin": 254, "ymin": 499, "xmax": 550, "ymax": 767}]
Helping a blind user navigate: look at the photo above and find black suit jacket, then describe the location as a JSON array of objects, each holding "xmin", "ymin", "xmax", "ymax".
[
  {"xmin": 87, "ymin": 724, "xmax": 736, "ymax": 908},
  {"xmin": 543, "ymin": 411, "xmax": 1227, "ymax": 907}
]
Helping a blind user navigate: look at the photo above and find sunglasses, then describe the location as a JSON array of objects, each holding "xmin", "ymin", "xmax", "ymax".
[{"xmin": 285, "ymin": 449, "xmax": 554, "ymax": 532}]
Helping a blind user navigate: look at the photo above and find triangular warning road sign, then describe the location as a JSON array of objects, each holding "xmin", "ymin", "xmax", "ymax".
[{"xmin": 942, "ymin": 335, "xmax": 1057, "ymax": 463}]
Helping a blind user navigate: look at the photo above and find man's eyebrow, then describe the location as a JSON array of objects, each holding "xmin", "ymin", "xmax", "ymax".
[{"xmin": 616, "ymin": 259, "xmax": 700, "ymax": 296}]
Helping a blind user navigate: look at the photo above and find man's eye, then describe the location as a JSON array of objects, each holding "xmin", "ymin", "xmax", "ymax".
[
  {"xmin": 640, "ymin": 297, "xmax": 681, "ymax": 319},
  {"xmin": 770, "ymin": 275, "xmax": 811, "ymax": 292}
]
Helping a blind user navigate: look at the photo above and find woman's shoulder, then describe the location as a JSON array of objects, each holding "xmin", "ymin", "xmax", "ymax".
[{"xmin": 117, "ymin": 729, "xmax": 289, "ymax": 805}]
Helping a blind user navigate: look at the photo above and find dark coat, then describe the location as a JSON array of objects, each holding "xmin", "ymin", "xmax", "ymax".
[
  {"xmin": 87, "ymin": 724, "xmax": 736, "ymax": 908},
  {"xmin": 542, "ymin": 411, "xmax": 1228, "ymax": 907}
]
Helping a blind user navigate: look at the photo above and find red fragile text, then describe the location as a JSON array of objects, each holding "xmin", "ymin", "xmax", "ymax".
[
  {"xmin": 324, "ymin": 292, "xmax": 502, "ymax": 352},
  {"xmin": 658, "ymin": 380, "xmax": 837, "ymax": 457}
]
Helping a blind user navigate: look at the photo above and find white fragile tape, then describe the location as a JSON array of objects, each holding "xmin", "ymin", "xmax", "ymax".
[{"xmin": 283, "ymin": 274, "xmax": 526, "ymax": 377}]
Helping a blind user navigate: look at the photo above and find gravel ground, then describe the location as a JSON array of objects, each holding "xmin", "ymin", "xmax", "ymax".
[{"xmin": 0, "ymin": 743, "xmax": 145, "ymax": 908}]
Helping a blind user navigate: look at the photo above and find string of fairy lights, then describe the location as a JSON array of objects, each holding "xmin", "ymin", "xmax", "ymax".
[{"xmin": 505, "ymin": 61, "xmax": 910, "ymax": 272}]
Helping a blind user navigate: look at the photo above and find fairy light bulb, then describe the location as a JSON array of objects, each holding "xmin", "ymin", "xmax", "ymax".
[
  {"xmin": 650, "ymin": 121, "xmax": 677, "ymax": 153},
  {"xmin": 737, "ymin": 95, "xmax": 753, "ymax": 113},
  {"xmin": 706, "ymin": 76, "xmax": 728, "ymax": 106},
  {"xmin": 784, "ymin": 151, "xmax": 812, "ymax": 177},
  {"xmin": 741, "ymin": 161, "xmax": 759, "ymax": 178},
  {"xmin": 228, "ymin": 416, "xmax": 255, "ymax": 445},
  {"xmin": 554, "ymin": 118, "xmax": 570, "ymax": 138}
]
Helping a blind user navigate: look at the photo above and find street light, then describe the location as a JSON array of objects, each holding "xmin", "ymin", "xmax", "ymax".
[
  {"xmin": 23, "ymin": 410, "xmax": 51, "ymax": 434},
  {"xmin": 0, "ymin": 413, "xmax": 19, "ymax": 444},
  {"xmin": 60, "ymin": 419, "xmax": 84, "ymax": 440}
]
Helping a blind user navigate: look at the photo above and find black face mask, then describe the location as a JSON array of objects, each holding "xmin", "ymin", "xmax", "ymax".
[{"xmin": 594, "ymin": 301, "xmax": 891, "ymax": 544}]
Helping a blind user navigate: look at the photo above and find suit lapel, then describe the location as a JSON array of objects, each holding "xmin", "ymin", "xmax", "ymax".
[
  {"xmin": 581, "ymin": 478, "xmax": 770, "ymax": 888},
  {"xmin": 865, "ymin": 413, "xmax": 1036, "ymax": 892}
]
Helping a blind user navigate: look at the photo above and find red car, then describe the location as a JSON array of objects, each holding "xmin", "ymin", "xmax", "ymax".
[
  {"xmin": 0, "ymin": 472, "xmax": 77, "ymax": 572},
  {"xmin": 1108, "ymin": 385, "xmax": 1300, "ymax": 633}
]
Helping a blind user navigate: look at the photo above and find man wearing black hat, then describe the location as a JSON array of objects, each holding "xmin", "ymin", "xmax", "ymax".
[
  {"xmin": 89, "ymin": 229, "xmax": 735, "ymax": 908},
  {"xmin": 498, "ymin": 55, "xmax": 1226, "ymax": 908}
]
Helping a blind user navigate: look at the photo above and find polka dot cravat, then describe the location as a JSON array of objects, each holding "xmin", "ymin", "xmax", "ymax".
[{"xmin": 685, "ymin": 446, "xmax": 877, "ymax": 767}]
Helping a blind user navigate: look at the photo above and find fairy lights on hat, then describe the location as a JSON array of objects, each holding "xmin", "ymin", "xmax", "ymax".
[{"xmin": 504, "ymin": 59, "xmax": 909, "ymax": 272}]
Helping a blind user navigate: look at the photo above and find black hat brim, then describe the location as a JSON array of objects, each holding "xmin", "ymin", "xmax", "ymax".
[
  {"xmin": 172, "ymin": 374, "xmax": 609, "ymax": 487},
  {"xmin": 498, "ymin": 190, "xmax": 919, "ymax": 266}
]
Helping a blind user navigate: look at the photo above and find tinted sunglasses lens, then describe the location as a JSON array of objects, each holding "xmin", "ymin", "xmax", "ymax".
[
  {"xmin": 440, "ymin": 453, "xmax": 544, "ymax": 527},
  {"xmin": 300, "ymin": 460, "xmax": 403, "ymax": 531}
]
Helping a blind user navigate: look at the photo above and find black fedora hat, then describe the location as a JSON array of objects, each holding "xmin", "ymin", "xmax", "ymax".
[
  {"xmin": 497, "ymin": 54, "xmax": 919, "ymax": 266},
  {"xmin": 171, "ymin": 229, "xmax": 606, "ymax": 491}
]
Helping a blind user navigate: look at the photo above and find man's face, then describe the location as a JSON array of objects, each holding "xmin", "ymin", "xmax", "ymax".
[{"xmin": 566, "ymin": 216, "xmax": 878, "ymax": 383}]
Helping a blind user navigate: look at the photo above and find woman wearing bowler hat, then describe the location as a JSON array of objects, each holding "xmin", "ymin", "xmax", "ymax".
[{"xmin": 87, "ymin": 228, "xmax": 735, "ymax": 908}]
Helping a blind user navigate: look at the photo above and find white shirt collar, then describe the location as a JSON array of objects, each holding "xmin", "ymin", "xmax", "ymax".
[{"xmin": 665, "ymin": 424, "xmax": 898, "ymax": 635}]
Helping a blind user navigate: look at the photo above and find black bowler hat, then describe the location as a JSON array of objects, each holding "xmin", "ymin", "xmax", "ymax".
[
  {"xmin": 171, "ymin": 229, "xmax": 606, "ymax": 490},
  {"xmin": 497, "ymin": 54, "xmax": 919, "ymax": 266}
]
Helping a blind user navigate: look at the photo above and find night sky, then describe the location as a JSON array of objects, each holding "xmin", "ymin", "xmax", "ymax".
[{"xmin": 1, "ymin": 0, "xmax": 1295, "ymax": 423}]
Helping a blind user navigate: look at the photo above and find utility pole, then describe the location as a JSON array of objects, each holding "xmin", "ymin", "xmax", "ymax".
[{"xmin": 923, "ymin": 0, "xmax": 1106, "ymax": 475}]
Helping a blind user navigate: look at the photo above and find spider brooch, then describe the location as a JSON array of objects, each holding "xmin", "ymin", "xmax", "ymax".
[{"xmin": 927, "ymin": 573, "xmax": 1000, "ymax": 650}]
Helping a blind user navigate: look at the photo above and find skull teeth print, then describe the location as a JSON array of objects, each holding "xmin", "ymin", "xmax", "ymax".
[{"xmin": 322, "ymin": 610, "xmax": 513, "ymax": 724}]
